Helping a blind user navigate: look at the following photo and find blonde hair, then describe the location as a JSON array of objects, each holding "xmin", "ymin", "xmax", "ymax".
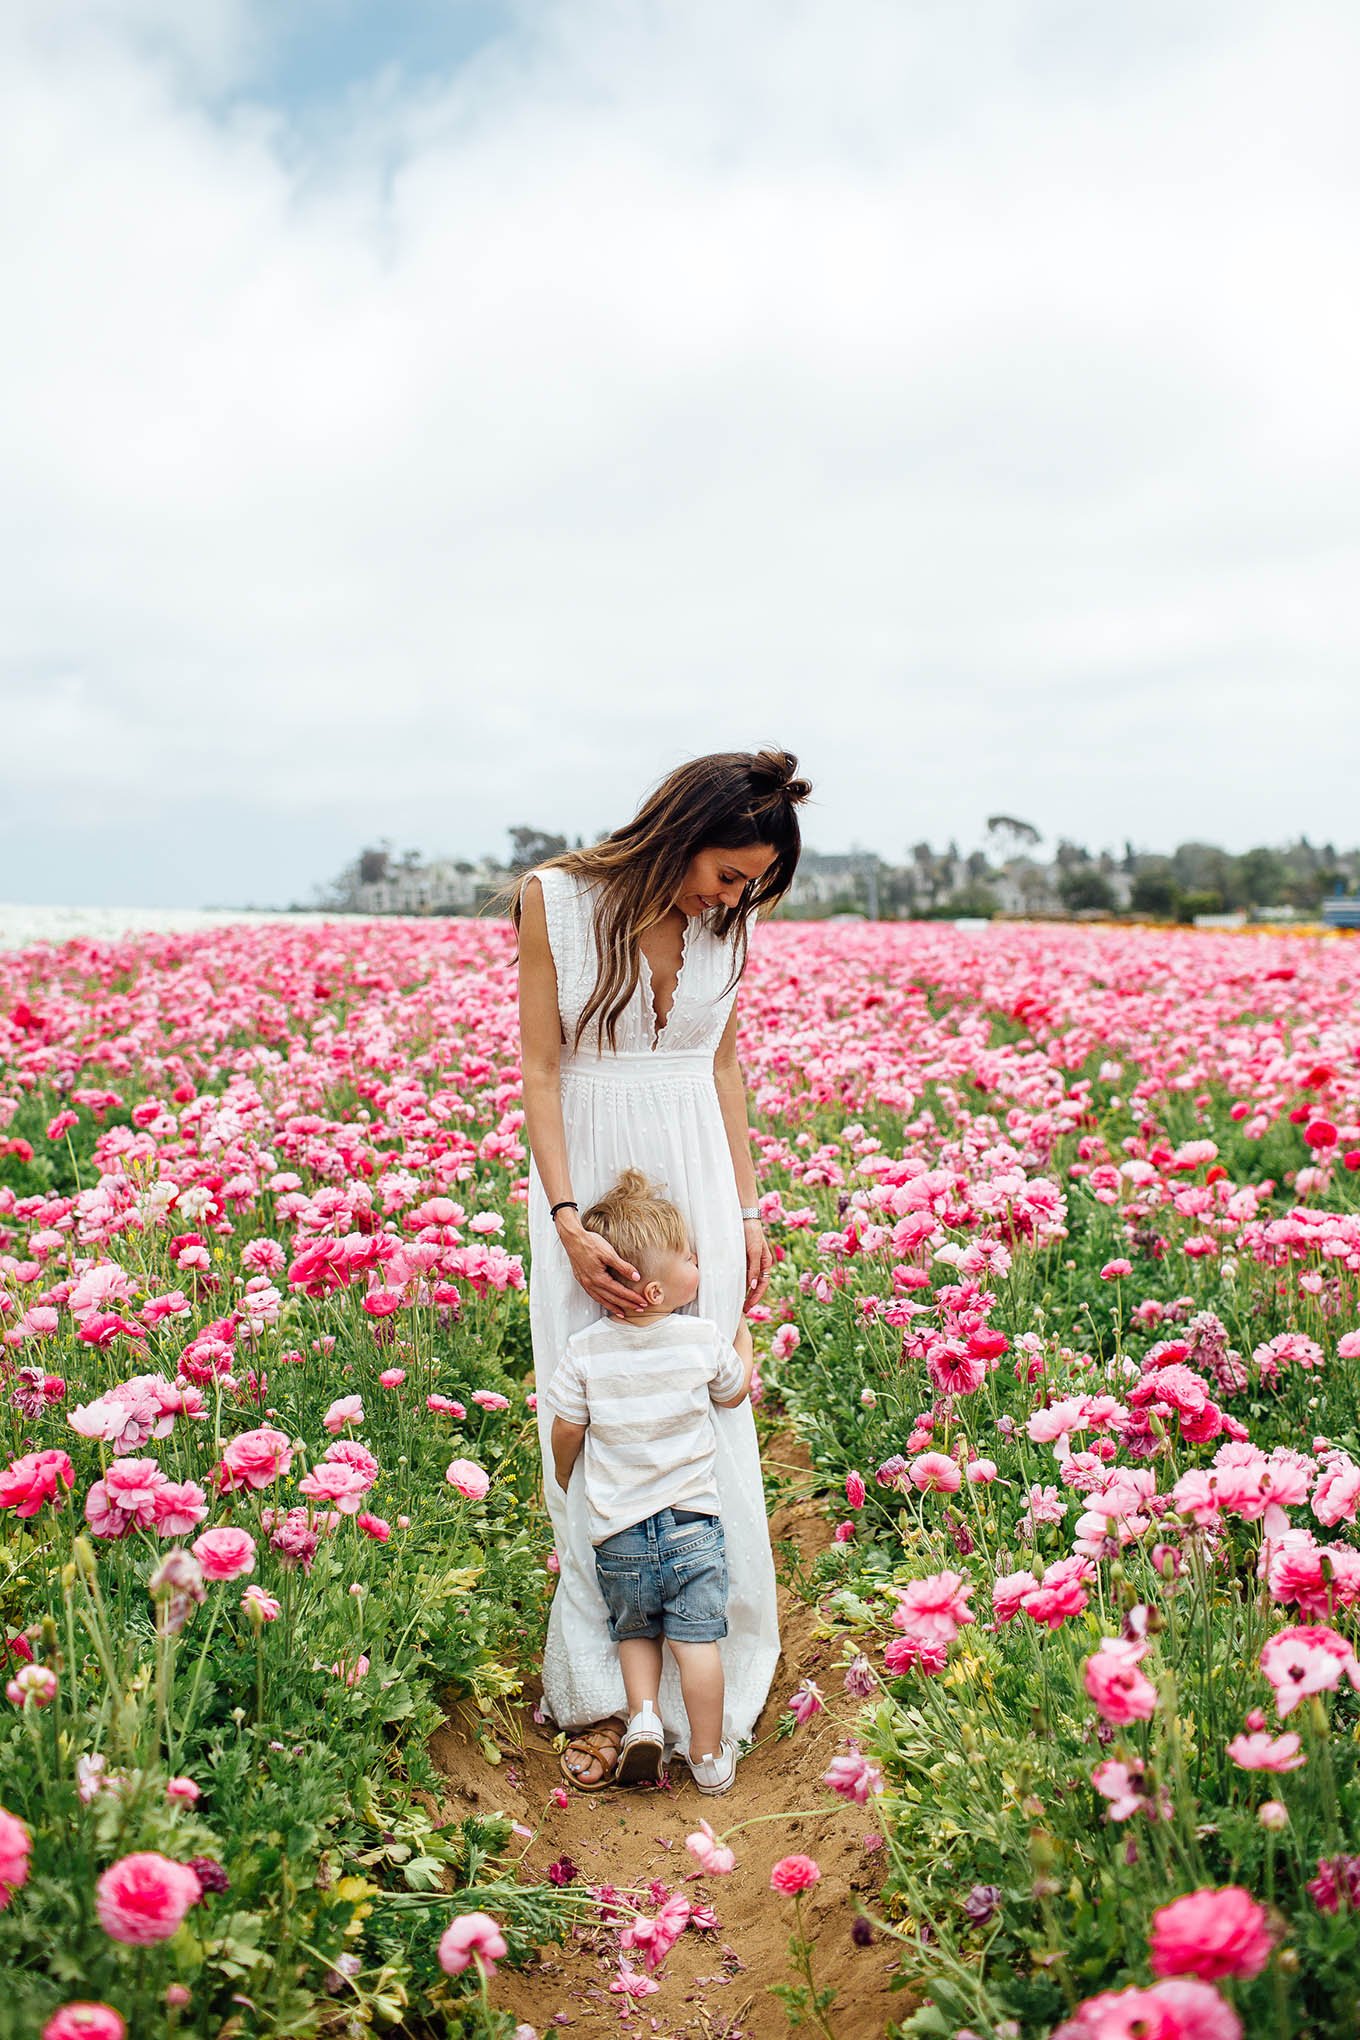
[
  {"xmin": 580, "ymin": 1169, "xmax": 690, "ymax": 1285},
  {"xmin": 506, "ymin": 748, "xmax": 811, "ymax": 1053}
]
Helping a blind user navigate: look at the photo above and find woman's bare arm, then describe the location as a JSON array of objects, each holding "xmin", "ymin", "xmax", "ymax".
[
  {"xmin": 713, "ymin": 994, "xmax": 774, "ymax": 1307},
  {"xmin": 517, "ymin": 877, "xmax": 646, "ymax": 1316}
]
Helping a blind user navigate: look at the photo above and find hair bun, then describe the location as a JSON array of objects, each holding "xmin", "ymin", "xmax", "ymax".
[{"xmin": 750, "ymin": 748, "xmax": 812, "ymax": 806}]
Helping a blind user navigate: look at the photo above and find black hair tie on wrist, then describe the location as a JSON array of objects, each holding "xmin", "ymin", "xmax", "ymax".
[{"xmin": 550, "ymin": 1200, "xmax": 578, "ymax": 1221}]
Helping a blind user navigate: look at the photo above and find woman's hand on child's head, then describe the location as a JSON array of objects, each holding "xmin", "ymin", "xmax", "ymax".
[{"xmin": 561, "ymin": 1222, "xmax": 647, "ymax": 1317}]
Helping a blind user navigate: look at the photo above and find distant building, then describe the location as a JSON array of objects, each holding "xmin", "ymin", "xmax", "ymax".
[{"xmin": 340, "ymin": 859, "xmax": 509, "ymax": 916}]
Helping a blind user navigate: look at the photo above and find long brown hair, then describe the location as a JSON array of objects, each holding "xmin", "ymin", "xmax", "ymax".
[{"xmin": 510, "ymin": 747, "xmax": 811, "ymax": 1052}]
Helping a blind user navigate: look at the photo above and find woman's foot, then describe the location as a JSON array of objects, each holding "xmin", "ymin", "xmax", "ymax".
[
  {"xmin": 560, "ymin": 1716, "xmax": 625, "ymax": 1792},
  {"xmin": 616, "ymin": 1701, "xmax": 666, "ymax": 1785},
  {"xmin": 688, "ymin": 1738, "xmax": 738, "ymax": 1796}
]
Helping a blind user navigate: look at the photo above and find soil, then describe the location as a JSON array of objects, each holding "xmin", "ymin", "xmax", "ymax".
[{"xmin": 429, "ymin": 1438, "xmax": 909, "ymax": 2040}]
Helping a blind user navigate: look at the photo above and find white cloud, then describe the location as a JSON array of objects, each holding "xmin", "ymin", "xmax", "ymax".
[{"xmin": 3, "ymin": 0, "xmax": 1360, "ymax": 904}]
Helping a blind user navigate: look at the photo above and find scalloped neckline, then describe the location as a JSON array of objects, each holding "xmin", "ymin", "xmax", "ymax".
[{"xmin": 641, "ymin": 911, "xmax": 697, "ymax": 1050}]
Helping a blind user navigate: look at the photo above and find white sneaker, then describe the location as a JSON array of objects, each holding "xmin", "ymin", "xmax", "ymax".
[
  {"xmin": 617, "ymin": 1702, "xmax": 666, "ymax": 1785},
  {"xmin": 688, "ymin": 1738, "xmax": 738, "ymax": 1795}
]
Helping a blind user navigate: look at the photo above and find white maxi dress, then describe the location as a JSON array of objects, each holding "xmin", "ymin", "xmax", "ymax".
[{"xmin": 525, "ymin": 866, "xmax": 780, "ymax": 1750}]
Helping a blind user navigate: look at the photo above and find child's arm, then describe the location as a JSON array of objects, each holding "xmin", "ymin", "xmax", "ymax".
[
  {"xmin": 711, "ymin": 1323, "xmax": 755, "ymax": 1409},
  {"xmin": 551, "ymin": 1415, "xmax": 587, "ymax": 1492}
]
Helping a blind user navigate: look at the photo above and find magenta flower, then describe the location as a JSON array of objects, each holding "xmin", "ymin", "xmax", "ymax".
[{"xmin": 437, "ymin": 1910, "xmax": 507, "ymax": 1976}]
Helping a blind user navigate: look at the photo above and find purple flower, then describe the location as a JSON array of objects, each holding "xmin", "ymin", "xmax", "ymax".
[{"xmin": 961, "ymin": 1883, "xmax": 1001, "ymax": 1925}]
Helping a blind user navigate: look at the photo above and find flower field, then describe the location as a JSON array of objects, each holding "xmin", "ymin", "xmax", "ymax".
[{"xmin": 2, "ymin": 917, "xmax": 1359, "ymax": 2040}]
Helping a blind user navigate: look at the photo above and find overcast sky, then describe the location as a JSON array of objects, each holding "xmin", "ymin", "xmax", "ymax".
[{"xmin": 4, "ymin": 0, "xmax": 1359, "ymax": 907}]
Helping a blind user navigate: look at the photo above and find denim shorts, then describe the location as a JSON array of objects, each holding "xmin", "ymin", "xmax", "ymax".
[{"xmin": 593, "ymin": 1507, "xmax": 728, "ymax": 1644}]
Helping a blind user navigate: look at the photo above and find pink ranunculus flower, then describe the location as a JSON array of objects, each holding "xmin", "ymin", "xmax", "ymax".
[
  {"xmin": 893, "ymin": 1569, "xmax": 974, "ymax": 1645},
  {"xmin": 909, "ymin": 1451, "xmax": 962, "ymax": 1494},
  {"xmin": 1083, "ymin": 1640, "xmax": 1159, "ymax": 1724},
  {"xmin": 152, "ymin": 1481, "xmax": 209, "ymax": 1537},
  {"xmin": 165, "ymin": 1776, "xmax": 200, "ymax": 1804},
  {"xmin": 378, "ymin": 1368, "xmax": 406, "ymax": 1388},
  {"xmin": 966, "ymin": 1457, "xmax": 998, "ymax": 1484},
  {"xmin": 298, "ymin": 1463, "xmax": 371, "ymax": 1514},
  {"xmin": 0, "ymin": 1807, "xmax": 31, "ymax": 1906},
  {"xmin": 219, "ymin": 1426, "xmax": 294, "ymax": 1491},
  {"xmin": 786, "ymin": 1678, "xmax": 824, "ymax": 1724},
  {"xmin": 1052, "ymin": 1978, "xmax": 1241, "ymax": 2040},
  {"xmin": 330, "ymin": 1654, "xmax": 370, "ymax": 1687},
  {"xmin": 6, "ymin": 1664, "xmax": 58, "ymax": 1709},
  {"xmin": 1149, "ymin": 1885, "xmax": 1273, "ymax": 1981},
  {"xmin": 0, "ymin": 1448, "xmax": 74, "ymax": 1517},
  {"xmin": 95, "ymin": 1852, "xmax": 201, "ymax": 1944},
  {"xmin": 823, "ymin": 1745, "xmax": 883, "ymax": 1804},
  {"xmin": 190, "ymin": 1527, "xmax": 257, "ymax": 1581},
  {"xmin": 445, "ymin": 1458, "xmax": 490, "ymax": 1501},
  {"xmin": 438, "ymin": 1910, "xmax": 508, "ymax": 1976},
  {"xmin": 242, "ymin": 1584, "xmax": 281, "ymax": 1620},
  {"xmin": 1226, "ymin": 1730, "xmax": 1305, "ymax": 1772},
  {"xmin": 322, "ymin": 1395, "xmax": 364, "ymax": 1434},
  {"xmin": 41, "ymin": 2006, "xmax": 128, "ymax": 2040},
  {"xmin": 685, "ymin": 1820, "xmax": 736, "ymax": 1875},
  {"xmin": 992, "ymin": 1569, "xmax": 1038, "ymax": 1622},
  {"xmin": 1100, "ymin": 1259, "xmax": 1133, "ymax": 1280},
  {"xmin": 845, "ymin": 1470, "xmax": 866, "ymax": 1509},
  {"xmin": 1259, "ymin": 1624, "xmax": 1360, "ymax": 1717},
  {"xmin": 770, "ymin": 1855, "xmax": 821, "ymax": 1894}
]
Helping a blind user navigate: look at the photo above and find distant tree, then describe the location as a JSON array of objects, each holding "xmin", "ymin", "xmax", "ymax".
[
  {"xmin": 941, "ymin": 882, "xmax": 999, "ymax": 918},
  {"xmin": 1171, "ymin": 842, "xmax": 1238, "ymax": 906},
  {"xmin": 1131, "ymin": 867, "xmax": 1180, "ymax": 919},
  {"xmin": 1054, "ymin": 838, "xmax": 1092, "ymax": 872},
  {"xmin": 1237, "ymin": 847, "xmax": 1286, "ymax": 908},
  {"xmin": 358, "ymin": 844, "xmax": 392, "ymax": 885},
  {"xmin": 507, "ymin": 826, "xmax": 568, "ymax": 873},
  {"xmin": 986, "ymin": 815, "xmax": 1042, "ymax": 860},
  {"xmin": 1178, "ymin": 889, "xmax": 1225, "ymax": 923},
  {"xmin": 965, "ymin": 849, "xmax": 993, "ymax": 882},
  {"xmin": 1057, "ymin": 866, "xmax": 1116, "ymax": 912}
]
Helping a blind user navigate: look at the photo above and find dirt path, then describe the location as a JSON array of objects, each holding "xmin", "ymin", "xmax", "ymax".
[{"xmin": 430, "ymin": 1450, "xmax": 907, "ymax": 2039}]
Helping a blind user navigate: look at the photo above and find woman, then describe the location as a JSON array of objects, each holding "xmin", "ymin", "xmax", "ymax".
[{"xmin": 515, "ymin": 748, "xmax": 810, "ymax": 1788}]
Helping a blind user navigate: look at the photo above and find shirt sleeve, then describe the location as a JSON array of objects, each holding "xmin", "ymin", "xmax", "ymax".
[
  {"xmin": 545, "ymin": 1345, "xmax": 589, "ymax": 1425},
  {"xmin": 708, "ymin": 1336, "xmax": 746, "ymax": 1404}
]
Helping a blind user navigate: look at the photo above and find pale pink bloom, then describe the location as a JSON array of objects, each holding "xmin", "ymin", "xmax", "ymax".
[
  {"xmin": 322, "ymin": 1395, "xmax": 364, "ymax": 1434},
  {"xmin": 1083, "ymin": 1641, "xmax": 1159, "ymax": 1724},
  {"xmin": 219, "ymin": 1426, "xmax": 294, "ymax": 1491},
  {"xmin": 242, "ymin": 1584, "xmax": 281, "ymax": 1620},
  {"xmin": 610, "ymin": 1965, "xmax": 659, "ymax": 2000},
  {"xmin": 1022, "ymin": 1556, "xmax": 1093, "ymax": 1630},
  {"xmin": 1052, "ymin": 1979, "xmax": 1241, "ymax": 2040},
  {"xmin": 0, "ymin": 1806, "xmax": 29, "ymax": 1906},
  {"xmin": 1028, "ymin": 1397, "xmax": 1091, "ymax": 1447},
  {"xmin": 770, "ymin": 1855, "xmax": 821, "ymax": 1894},
  {"xmin": 966, "ymin": 1458, "xmax": 998, "ymax": 1484},
  {"xmin": 330, "ymin": 1654, "xmax": 370, "ymax": 1687},
  {"xmin": 685, "ymin": 1820, "xmax": 736, "ymax": 1875},
  {"xmin": 620, "ymin": 1892, "xmax": 691, "ymax": 1971},
  {"xmin": 152, "ymin": 1481, "xmax": 209, "ymax": 1536},
  {"xmin": 1091, "ymin": 1758, "xmax": 1152, "ymax": 1823},
  {"xmin": 378, "ymin": 1368, "xmax": 406, "ymax": 1388},
  {"xmin": 471, "ymin": 1389, "xmax": 510, "ymax": 1411},
  {"xmin": 95, "ymin": 1852, "xmax": 201, "ymax": 1944},
  {"xmin": 1149, "ymin": 1885, "xmax": 1273, "ymax": 1981},
  {"xmin": 190, "ymin": 1527, "xmax": 257, "ymax": 1581},
  {"xmin": 1339, "ymin": 1332, "xmax": 1360, "ymax": 1360},
  {"xmin": 1258, "ymin": 1800, "xmax": 1289, "ymax": 1831},
  {"xmin": 786, "ymin": 1678, "xmax": 824, "ymax": 1724},
  {"xmin": 6, "ymin": 1664, "xmax": 57, "ymax": 1709},
  {"xmin": 76, "ymin": 1755, "xmax": 110, "ymax": 1803},
  {"xmin": 1312, "ymin": 1455, "xmax": 1360, "ymax": 1526},
  {"xmin": 165, "ymin": 1776, "xmax": 200, "ymax": 1804},
  {"xmin": 427, "ymin": 1395, "xmax": 467, "ymax": 1418},
  {"xmin": 770, "ymin": 1325, "xmax": 801, "ymax": 1360},
  {"xmin": 908, "ymin": 1451, "xmax": 962, "ymax": 1494},
  {"xmin": 883, "ymin": 1634, "xmax": 949, "ymax": 1675},
  {"xmin": 1227, "ymin": 1729, "xmax": 1305, "ymax": 1772},
  {"xmin": 823, "ymin": 1745, "xmax": 883, "ymax": 1804},
  {"xmin": 1259, "ymin": 1624, "xmax": 1360, "ymax": 1717},
  {"xmin": 445, "ymin": 1458, "xmax": 490, "ymax": 1501},
  {"xmin": 893, "ymin": 1570, "xmax": 974, "ymax": 1645},
  {"xmin": 437, "ymin": 1910, "xmax": 508, "ymax": 1976},
  {"xmin": 298, "ymin": 1464, "xmax": 371, "ymax": 1515},
  {"xmin": 41, "ymin": 2006, "xmax": 127, "ymax": 2040},
  {"xmin": 1100, "ymin": 1260, "xmax": 1133, "ymax": 1280},
  {"xmin": 992, "ymin": 1569, "xmax": 1038, "ymax": 1622}
]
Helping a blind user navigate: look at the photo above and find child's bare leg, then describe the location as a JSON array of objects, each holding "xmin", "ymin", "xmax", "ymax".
[
  {"xmin": 617, "ymin": 1638, "xmax": 664, "ymax": 1719},
  {"xmin": 734, "ymin": 1319, "xmax": 754, "ymax": 1365},
  {"xmin": 667, "ymin": 1639, "xmax": 725, "ymax": 1756}
]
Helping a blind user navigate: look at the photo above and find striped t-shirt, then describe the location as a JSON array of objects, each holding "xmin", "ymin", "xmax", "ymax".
[{"xmin": 546, "ymin": 1315, "xmax": 747, "ymax": 1545}]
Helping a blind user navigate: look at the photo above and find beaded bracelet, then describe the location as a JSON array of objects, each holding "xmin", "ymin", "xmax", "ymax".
[{"xmin": 739, "ymin": 1206, "xmax": 760, "ymax": 1221}]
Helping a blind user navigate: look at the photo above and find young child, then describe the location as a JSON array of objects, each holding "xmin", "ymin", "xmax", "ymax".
[{"xmin": 546, "ymin": 1169, "xmax": 755, "ymax": 1794}]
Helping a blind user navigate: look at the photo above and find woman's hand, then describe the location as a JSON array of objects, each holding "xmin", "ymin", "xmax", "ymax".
[
  {"xmin": 558, "ymin": 1218, "xmax": 646, "ymax": 1319},
  {"xmin": 743, "ymin": 1216, "xmax": 773, "ymax": 1308}
]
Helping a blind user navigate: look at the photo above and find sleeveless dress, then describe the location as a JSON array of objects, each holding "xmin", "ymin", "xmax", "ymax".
[{"xmin": 525, "ymin": 866, "xmax": 780, "ymax": 1749}]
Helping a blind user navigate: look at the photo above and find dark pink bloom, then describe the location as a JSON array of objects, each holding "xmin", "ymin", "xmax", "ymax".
[{"xmin": 1149, "ymin": 1886, "xmax": 1273, "ymax": 1981}]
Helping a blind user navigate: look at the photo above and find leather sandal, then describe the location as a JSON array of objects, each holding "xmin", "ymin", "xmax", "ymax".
[{"xmin": 559, "ymin": 1716, "xmax": 625, "ymax": 1793}]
